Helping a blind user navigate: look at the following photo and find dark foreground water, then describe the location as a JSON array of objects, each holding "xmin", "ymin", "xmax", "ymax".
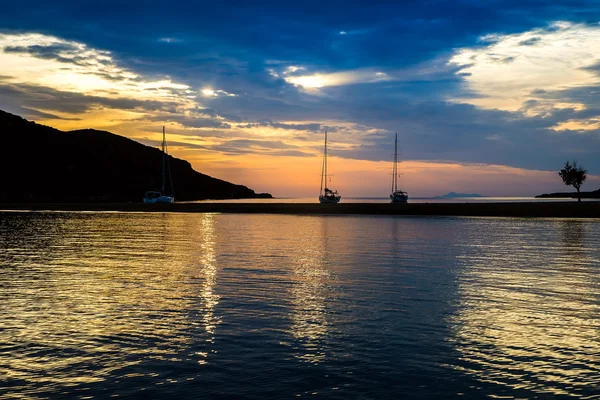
[{"xmin": 1, "ymin": 212, "xmax": 600, "ymax": 399}]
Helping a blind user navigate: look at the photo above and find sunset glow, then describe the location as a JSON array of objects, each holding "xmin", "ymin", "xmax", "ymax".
[{"xmin": 1, "ymin": 5, "xmax": 599, "ymax": 197}]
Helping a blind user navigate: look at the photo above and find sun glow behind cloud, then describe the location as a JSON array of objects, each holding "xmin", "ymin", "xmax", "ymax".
[
  {"xmin": 285, "ymin": 69, "xmax": 390, "ymax": 90},
  {"xmin": 202, "ymin": 88, "xmax": 236, "ymax": 97},
  {"xmin": 0, "ymin": 33, "xmax": 190, "ymax": 101},
  {"xmin": 0, "ymin": 33, "xmax": 243, "ymax": 146}
]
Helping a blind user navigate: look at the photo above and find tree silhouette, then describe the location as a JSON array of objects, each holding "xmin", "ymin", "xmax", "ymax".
[{"xmin": 559, "ymin": 161, "xmax": 587, "ymax": 202}]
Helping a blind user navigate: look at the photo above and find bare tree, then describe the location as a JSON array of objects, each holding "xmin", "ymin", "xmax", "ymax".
[{"xmin": 559, "ymin": 161, "xmax": 587, "ymax": 202}]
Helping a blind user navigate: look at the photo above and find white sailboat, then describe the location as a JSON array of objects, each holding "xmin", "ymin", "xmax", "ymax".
[
  {"xmin": 390, "ymin": 132, "xmax": 408, "ymax": 203},
  {"xmin": 143, "ymin": 126, "xmax": 174, "ymax": 203},
  {"xmin": 319, "ymin": 131, "xmax": 341, "ymax": 204}
]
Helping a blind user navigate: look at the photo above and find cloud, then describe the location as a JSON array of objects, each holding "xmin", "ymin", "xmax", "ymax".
[
  {"xmin": 210, "ymin": 139, "xmax": 314, "ymax": 157},
  {"xmin": 2, "ymin": 3, "xmax": 600, "ymax": 197},
  {"xmin": 201, "ymin": 88, "xmax": 236, "ymax": 97},
  {"xmin": 4, "ymin": 43, "xmax": 101, "ymax": 66},
  {"xmin": 239, "ymin": 120, "xmax": 325, "ymax": 132},
  {"xmin": 4, "ymin": 30, "xmax": 597, "ymax": 176},
  {"xmin": 284, "ymin": 68, "xmax": 390, "ymax": 89},
  {"xmin": 0, "ymin": 82, "xmax": 181, "ymax": 115},
  {"xmin": 0, "ymin": 33, "xmax": 249, "ymax": 132},
  {"xmin": 157, "ymin": 37, "xmax": 183, "ymax": 43},
  {"xmin": 0, "ymin": 33, "xmax": 191, "ymax": 105},
  {"xmin": 518, "ymin": 37, "xmax": 541, "ymax": 46},
  {"xmin": 450, "ymin": 21, "xmax": 600, "ymax": 111},
  {"xmin": 151, "ymin": 114, "xmax": 231, "ymax": 129},
  {"xmin": 2, "ymin": 105, "xmax": 80, "ymax": 121}
]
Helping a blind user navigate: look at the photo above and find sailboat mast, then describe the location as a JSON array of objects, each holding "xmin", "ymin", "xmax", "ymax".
[
  {"xmin": 162, "ymin": 126, "xmax": 166, "ymax": 194},
  {"xmin": 392, "ymin": 133, "xmax": 397, "ymax": 193},
  {"xmin": 324, "ymin": 131, "xmax": 328, "ymax": 189},
  {"xmin": 320, "ymin": 131, "xmax": 327, "ymax": 194}
]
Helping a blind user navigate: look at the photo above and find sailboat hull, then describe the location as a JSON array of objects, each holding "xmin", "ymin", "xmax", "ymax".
[
  {"xmin": 390, "ymin": 193, "xmax": 408, "ymax": 203},
  {"xmin": 319, "ymin": 195, "xmax": 341, "ymax": 204},
  {"xmin": 143, "ymin": 195, "xmax": 174, "ymax": 204}
]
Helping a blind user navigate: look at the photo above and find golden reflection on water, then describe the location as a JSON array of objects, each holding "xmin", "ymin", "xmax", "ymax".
[
  {"xmin": 288, "ymin": 217, "xmax": 332, "ymax": 364},
  {"xmin": 196, "ymin": 213, "xmax": 220, "ymax": 344},
  {"xmin": 0, "ymin": 212, "xmax": 221, "ymax": 397},
  {"xmin": 449, "ymin": 219, "xmax": 600, "ymax": 397},
  {"xmin": 4, "ymin": 212, "xmax": 600, "ymax": 398}
]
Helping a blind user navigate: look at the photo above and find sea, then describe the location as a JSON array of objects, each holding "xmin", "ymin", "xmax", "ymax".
[{"xmin": 1, "ymin": 211, "xmax": 599, "ymax": 399}]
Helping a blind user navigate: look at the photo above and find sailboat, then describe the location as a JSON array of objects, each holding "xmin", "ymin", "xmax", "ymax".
[
  {"xmin": 143, "ymin": 126, "xmax": 174, "ymax": 203},
  {"xmin": 319, "ymin": 131, "xmax": 341, "ymax": 204},
  {"xmin": 390, "ymin": 132, "xmax": 408, "ymax": 203}
]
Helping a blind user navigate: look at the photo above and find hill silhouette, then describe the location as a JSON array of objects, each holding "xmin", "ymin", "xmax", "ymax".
[
  {"xmin": 535, "ymin": 189, "xmax": 600, "ymax": 199},
  {"xmin": 0, "ymin": 110, "xmax": 271, "ymax": 202}
]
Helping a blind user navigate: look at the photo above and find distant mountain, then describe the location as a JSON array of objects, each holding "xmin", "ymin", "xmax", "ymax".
[
  {"xmin": 434, "ymin": 192, "xmax": 485, "ymax": 199},
  {"xmin": 535, "ymin": 189, "xmax": 600, "ymax": 199},
  {"xmin": 0, "ymin": 110, "xmax": 271, "ymax": 202}
]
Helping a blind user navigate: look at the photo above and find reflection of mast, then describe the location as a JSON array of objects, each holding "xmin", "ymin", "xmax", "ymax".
[{"xmin": 559, "ymin": 220, "xmax": 584, "ymax": 257}]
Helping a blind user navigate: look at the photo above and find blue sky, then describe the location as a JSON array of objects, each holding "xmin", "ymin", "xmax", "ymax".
[{"xmin": 1, "ymin": 1, "xmax": 600, "ymax": 196}]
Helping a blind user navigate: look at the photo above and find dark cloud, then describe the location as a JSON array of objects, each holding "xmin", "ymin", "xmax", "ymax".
[
  {"xmin": 209, "ymin": 139, "xmax": 314, "ymax": 157},
  {"xmin": 3, "ymin": 43, "xmax": 107, "ymax": 67},
  {"xmin": 6, "ymin": 43, "xmax": 76, "ymax": 60},
  {"xmin": 148, "ymin": 114, "xmax": 231, "ymax": 129},
  {"xmin": 518, "ymin": 37, "xmax": 542, "ymax": 46},
  {"xmin": 224, "ymin": 139, "xmax": 301, "ymax": 150},
  {"xmin": 240, "ymin": 120, "xmax": 325, "ymax": 132},
  {"xmin": 140, "ymin": 137, "xmax": 314, "ymax": 157},
  {"xmin": 174, "ymin": 118, "xmax": 231, "ymax": 129},
  {"xmin": 187, "ymin": 107, "xmax": 243, "ymax": 123},
  {"xmin": 21, "ymin": 107, "xmax": 81, "ymax": 120},
  {"xmin": 486, "ymin": 53, "xmax": 517, "ymax": 64},
  {"xmin": 532, "ymin": 85, "xmax": 600, "ymax": 110},
  {"xmin": 581, "ymin": 60, "xmax": 600, "ymax": 75},
  {"xmin": 0, "ymin": 104, "xmax": 80, "ymax": 121},
  {"xmin": 0, "ymin": 83, "xmax": 180, "ymax": 114}
]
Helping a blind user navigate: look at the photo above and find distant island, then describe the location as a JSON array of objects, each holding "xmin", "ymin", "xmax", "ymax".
[
  {"xmin": 535, "ymin": 189, "xmax": 600, "ymax": 199},
  {"xmin": 0, "ymin": 110, "xmax": 272, "ymax": 202},
  {"xmin": 434, "ymin": 192, "xmax": 485, "ymax": 199}
]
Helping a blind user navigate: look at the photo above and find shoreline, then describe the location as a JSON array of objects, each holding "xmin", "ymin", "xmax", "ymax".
[{"xmin": 1, "ymin": 201, "xmax": 599, "ymax": 218}]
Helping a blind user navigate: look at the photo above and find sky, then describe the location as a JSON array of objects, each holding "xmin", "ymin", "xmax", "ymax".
[{"xmin": 1, "ymin": 0, "xmax": 600, "ymax": 197}]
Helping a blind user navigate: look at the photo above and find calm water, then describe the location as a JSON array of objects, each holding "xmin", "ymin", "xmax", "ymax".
[{"xmin": 1, "ymin": 212, "xmax": 600, "ymax": 399}]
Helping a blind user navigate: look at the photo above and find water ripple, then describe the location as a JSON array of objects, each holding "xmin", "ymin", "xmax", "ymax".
[{"xmin": 1, "ymin": 213, "xmax": 599, "ymax": 398}]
